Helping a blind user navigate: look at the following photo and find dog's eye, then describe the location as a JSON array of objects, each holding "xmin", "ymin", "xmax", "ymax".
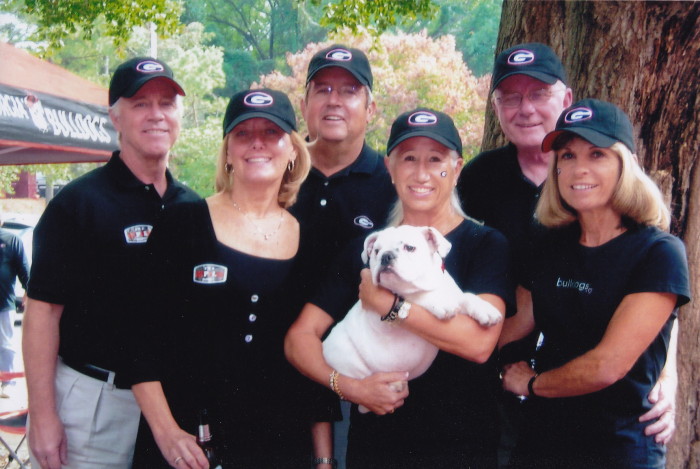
[
  {"xmin": 374, "ymin": 249, "xmax": 379, "ymax": 255},
  {"xmin": 404, "ymin": 245, "xmax": 416, "ymax": 252}
]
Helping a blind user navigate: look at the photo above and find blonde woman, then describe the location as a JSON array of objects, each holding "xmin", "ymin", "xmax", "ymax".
[
  {"xmin": 286, "ymin": 108, "xmax": 512, "ymax": 468},
  {"xmin": 129, "ymin": 89, "xmax": 334, "ymax": 468},
  {"xmin": 501, "ymin": 99, "xmax": 690, "ymax": 468}
]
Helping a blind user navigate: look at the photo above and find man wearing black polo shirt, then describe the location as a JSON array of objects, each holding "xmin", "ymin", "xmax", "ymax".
[
  {"xmin": 23, "ymin": 57, "xmax": 199, "ymax": 469},
  {"xmin": 290, "ymin": 44, "xmax": 395, "ymax": 469},
  {"xmin": 291, "ymin": 44, "xmax": 395, "ymax": 291}
]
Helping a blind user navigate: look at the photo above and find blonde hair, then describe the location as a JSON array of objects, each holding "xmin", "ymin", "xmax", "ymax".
[
  {"xmin": 385, "ymin": 148, "xmax": 468, "ymax": 227},
  {"xmin": 214, "ymin": 130, "xmax": 311, "ymax": 209},
  {"xmin": 536, "ymin": 139, "xmax": 670, "ymax": 230}
]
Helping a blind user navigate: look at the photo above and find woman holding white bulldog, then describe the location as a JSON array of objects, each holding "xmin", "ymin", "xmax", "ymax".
[
  {"xmin": 500, "ymin": 99, "xmax": 690, "ymax": 468},
  {"xmin": 286, "ymin": 108, "xmax": 514, "ymax": 468},
  {"xmin": 129, "ymin": 89, "xmax": 338, "ymax": 468}
]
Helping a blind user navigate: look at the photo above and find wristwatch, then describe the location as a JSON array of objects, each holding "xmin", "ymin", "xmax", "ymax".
[{"xmin": 397, "ymin": 299, "xmax": 412, "ymax": 320}]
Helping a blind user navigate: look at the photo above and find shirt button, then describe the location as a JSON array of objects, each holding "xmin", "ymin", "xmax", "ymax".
[
  {"xmin": 251, "ymin": 294, "xmax": 259, "ymax": 303},
  {"xmin": 324, "ymin": 181, "xmax": 329, "ymax": 186},
  {"xmin": 249, "ymin": 314, "xmax": 257, "ymax": 322},
  {"xmin": 320, "ymin": 199, "xmax": 327, "ymax": 207},
  {"xmin": 244, "ymin": 334, "xmax": 253, "ymax": 343},
  {"xmin": 145, "ymin": 186, "xmax": 150, "ymax": 191}
]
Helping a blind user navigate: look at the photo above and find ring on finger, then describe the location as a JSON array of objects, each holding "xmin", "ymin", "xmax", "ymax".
[{"xmin": 174, "ymin": 456, "xmax": 184, "ymax": 464}]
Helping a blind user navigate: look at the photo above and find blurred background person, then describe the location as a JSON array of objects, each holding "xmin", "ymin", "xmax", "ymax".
[{"xmin": 0, "ymin": 213, "xmax": 29, "ymax": 398}]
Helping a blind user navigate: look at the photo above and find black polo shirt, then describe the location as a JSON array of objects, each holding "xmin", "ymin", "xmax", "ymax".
[
  {"xmin": 28, "ymin": 151, "xmax": 200, "ymax": 374},
  {"xmin": 457, "ymin": 143, "xmax": 542, "ymax": 254},
  {"xmin": 290, "ymin": 142, "xmax": 396, "ymax": 291}
]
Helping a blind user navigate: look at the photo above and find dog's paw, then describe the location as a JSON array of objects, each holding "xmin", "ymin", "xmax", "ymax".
[{"xmin": 462, "ymin": 292, "xmax": 503, "ymax": 327}]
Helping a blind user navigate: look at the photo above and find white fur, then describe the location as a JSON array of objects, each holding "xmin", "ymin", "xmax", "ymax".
[{"xmin": 322, "ymin": 225, "xmax": 502, "ymax": 412}]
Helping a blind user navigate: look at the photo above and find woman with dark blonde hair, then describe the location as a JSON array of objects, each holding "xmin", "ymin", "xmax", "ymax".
[
  {"xmin": 129, "ymin": 89, "xmax": 335, "ymax": 468},
  {"xmin": 500, "ymin": 99, "xmax": 690, "ymax": 468}
]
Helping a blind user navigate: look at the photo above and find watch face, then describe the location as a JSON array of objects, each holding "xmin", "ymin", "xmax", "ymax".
[{"xmin": 398, "ymin": 301, "xmax": 411, "ymax": 319}]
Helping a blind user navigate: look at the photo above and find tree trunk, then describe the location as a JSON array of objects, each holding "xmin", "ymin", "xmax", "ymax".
[{"xmin": 488, "ymin": 2, "xmax": 700, "ymax": 467}]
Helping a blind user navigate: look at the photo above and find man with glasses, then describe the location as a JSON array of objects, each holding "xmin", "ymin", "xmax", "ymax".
[
  {"xmin": 292, "ymin": 44, "xmax": 395, "ymax": 290},
  {"xmin": 458, "ymin": 43, "xmax": 572, "ymax": 254},
  {"xmin": 458, "ymin": 42, "xmax": 677, "ymax": 467},
  {"xmin": 291, "ymin": 44, "xmax": 395, "ymax": 469}
]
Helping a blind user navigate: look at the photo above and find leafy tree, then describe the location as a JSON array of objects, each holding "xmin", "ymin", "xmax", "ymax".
[
  {"xmin": 309, "ymin": 0, "xmax": 436, "ymax": 37},
  {"xmin": 183, "ymin": 0, "xmax": 327, "ymax": 96},
  {"xmin": 18, "ymin": 0, "xmax": 183, "ymax": 51},
  {"xmin": 257, "ymin": 29, "xmax": 490, "ymax": 158}
]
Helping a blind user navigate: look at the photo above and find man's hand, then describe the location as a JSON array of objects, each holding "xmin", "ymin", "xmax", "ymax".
[
  {"xmin": 639, "ymin": 376, "xmax": 676, "ymax": 444},
  {"xmin": 28, "ymin": 411, "xmax": 68, "ymax": 469}
]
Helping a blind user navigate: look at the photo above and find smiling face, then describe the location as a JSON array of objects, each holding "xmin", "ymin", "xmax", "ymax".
[
  {"xmin": 226, "ymin": 118, "xmax": 296, "ymax": 185},
  {"xmin": 301, "ymin": 67, "xmax": 375, "ymax": 145},
  {"xmin": 110, "ymin": 78, "xmax": 182, "ymax": 162},
  {"xmin": 555, "ymin": 136, "xmax": 621, "ymax": 216},
  {"xmin": 492, "ymin": 74, "xmax": 571, "ymax": 152},
  {"xmin": 386, "ymin": 136, "xmax": 462, "ymax": 219}
]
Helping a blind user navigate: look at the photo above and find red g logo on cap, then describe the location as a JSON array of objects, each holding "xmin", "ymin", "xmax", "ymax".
[
  {"xmin": 326, "ymin": 49, "xmax": 352, "ymax": 61},
  {"xmin": 508, "ymin": 50, "xmax": 535, "ymax": 65},
  {"xmin": 136, "ymin": 61, "xmax": 165, "ymax": 73},
  {"xmin": 408, "ymin": 111, "xmax": 438, "ymax": 126},
  {"xmin": 244, "ymin": 92, "xmax": 274, "ymax": 107},
  {"xmin": 565, "ymin": 107, "xmax": 593, "ymax": 123}
]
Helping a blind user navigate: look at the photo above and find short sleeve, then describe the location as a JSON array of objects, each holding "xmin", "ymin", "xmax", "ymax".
[{"xmin": 629, "ymin": 234, "xmax": 691, "ymax": 307}]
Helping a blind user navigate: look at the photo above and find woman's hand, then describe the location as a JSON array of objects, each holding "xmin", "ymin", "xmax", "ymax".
[
  {"xmin": 152, "ymin": 427, "xmax": 210, "ymax": 469},
  {"xmin": 340, "ymin": 371, "xmax": 410, "ymax": 415},
  {"xmin": 358, "ymin": 268, "xmax": 394, "ymax": 317},
  {"xmin": 502, "ymin": 361, "xmax": 536, "ymax": 397}
]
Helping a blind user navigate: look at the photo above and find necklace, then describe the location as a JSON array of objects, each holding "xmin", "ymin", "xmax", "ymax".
[{"xmin": 232, "ymin": 200, "xmax": 284, "ymax": 241}]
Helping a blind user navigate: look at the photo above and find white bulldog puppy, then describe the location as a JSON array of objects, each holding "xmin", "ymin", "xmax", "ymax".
[{"xmin": 323, "ymin": 225, "xmax": 502, "ymax": 412}]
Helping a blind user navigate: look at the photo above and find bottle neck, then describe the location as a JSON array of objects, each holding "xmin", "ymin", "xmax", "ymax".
[{"xmin": 198, "ymin": 424, "xmax": 212, "ymax": 443}]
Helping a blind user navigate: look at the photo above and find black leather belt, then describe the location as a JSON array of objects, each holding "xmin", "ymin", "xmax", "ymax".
[{"xmin": 61, "ymin": 358, "xmax": 131, "ymax": 389}]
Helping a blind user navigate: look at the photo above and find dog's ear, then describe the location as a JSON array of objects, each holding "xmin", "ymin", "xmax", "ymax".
[
  {"xmin": 362, "ymin": 231, "xmax": 381, "ymax": 264},
  {"xmin": 424, "ymin": 226, "xmax": 452, "ymax": 258}
]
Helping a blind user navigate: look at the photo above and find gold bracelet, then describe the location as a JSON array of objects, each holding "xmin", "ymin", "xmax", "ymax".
[{"xmin": 329, "ymin": 369, "xmax": 346, "ymax": 400}]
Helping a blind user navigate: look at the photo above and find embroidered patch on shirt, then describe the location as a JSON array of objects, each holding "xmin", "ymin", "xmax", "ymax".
[
  {"xmin": 124, "ymin": 225, "xmax": 153, "ymax": 244},
  {"xmin": 193, "ymin": 264, "xmax": 228, "ymax": 284},
  {"xmin": 354, "ymin": 215, "xmax": 374, "ymax": 229}
]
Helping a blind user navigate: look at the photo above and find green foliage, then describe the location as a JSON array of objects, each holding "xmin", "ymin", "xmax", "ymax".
[
  {"xmin": 309, "ymin": 0, "xmax": 437, "ymax": 37},
  {"xmin": 20, "ymin": 0, "xmax": 183, "ymax": 52},
  {"xmin": 183, "ymin": 0, "xmax": 327, "ymax": 96},
  {"xmin": 170, "ymin": 115, "xmax": 223, "ymax": 197}
]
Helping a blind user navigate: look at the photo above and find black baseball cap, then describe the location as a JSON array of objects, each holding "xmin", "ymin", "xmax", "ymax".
[
  {"xmin": 306, "ymin": 44, "xmax": 373, "ymax": 90},
  {"xmin": 223, "ymin": 88, "xmax": 297, "ymax": 137},
  {"xmin": 542, "ymin": 98, "xmax": 636, "ymax": 153},
  {"xmin": 386, "ymin": 108, "xmax": 462, "ymax": 156},
  {"xmin": 491, "ymin": 43, "xmax": 567, "ymax": 91},
  {"xmin": 109, "ymin": 57, "xmax": 185, "ymax": 106}
]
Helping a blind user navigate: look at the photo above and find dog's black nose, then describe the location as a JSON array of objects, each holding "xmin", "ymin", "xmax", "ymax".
[{"xmin": 381, "ymin": 251, "xmax": 396, "ymax": 266}]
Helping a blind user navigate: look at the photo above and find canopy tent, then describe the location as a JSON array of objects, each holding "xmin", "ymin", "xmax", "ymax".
[{"xmin": 0, "ymin": 41, "xmax": 118, "ymax": 165}]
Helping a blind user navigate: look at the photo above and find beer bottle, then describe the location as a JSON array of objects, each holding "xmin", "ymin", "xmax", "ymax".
[{"xmin": 197, "ymin": 409, "xmax": 223, "ymax": 469}]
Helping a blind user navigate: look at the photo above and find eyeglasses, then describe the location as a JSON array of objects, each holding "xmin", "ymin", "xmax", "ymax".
[
  {"xmin": 495, "ymin": 88, "xmax": 562, "ymax": 108},
  {"xmin": 309, "ymin": 83, "xmax": 363, "ymax": 100}
]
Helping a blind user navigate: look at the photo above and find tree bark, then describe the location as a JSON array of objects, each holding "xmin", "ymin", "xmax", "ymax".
[{"xmin": 487, "ymin": 2, "xmax": 700, "ymax": 467}]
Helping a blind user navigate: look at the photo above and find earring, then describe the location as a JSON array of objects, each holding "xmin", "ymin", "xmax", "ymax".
[
  {"xmin": 225, "ymin": 163, "xmax": 234, "ymax": 174},
  {"xmin": 287, "ymin": 160, "xmax": 295, "ymax": 172},
  {"xmin": 556, "ymin": 168, "xmax": 561, "ymax": 175}
]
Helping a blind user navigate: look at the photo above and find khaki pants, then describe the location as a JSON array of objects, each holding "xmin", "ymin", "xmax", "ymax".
[{"xmin": 28, "ymin": 359, "xmax": 141, "ymax": 468}]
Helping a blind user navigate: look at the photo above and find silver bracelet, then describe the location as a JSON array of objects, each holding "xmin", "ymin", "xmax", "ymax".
[{"xmin": 312, "ymin": 457, "xmax": 338, "ymax": 468}]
